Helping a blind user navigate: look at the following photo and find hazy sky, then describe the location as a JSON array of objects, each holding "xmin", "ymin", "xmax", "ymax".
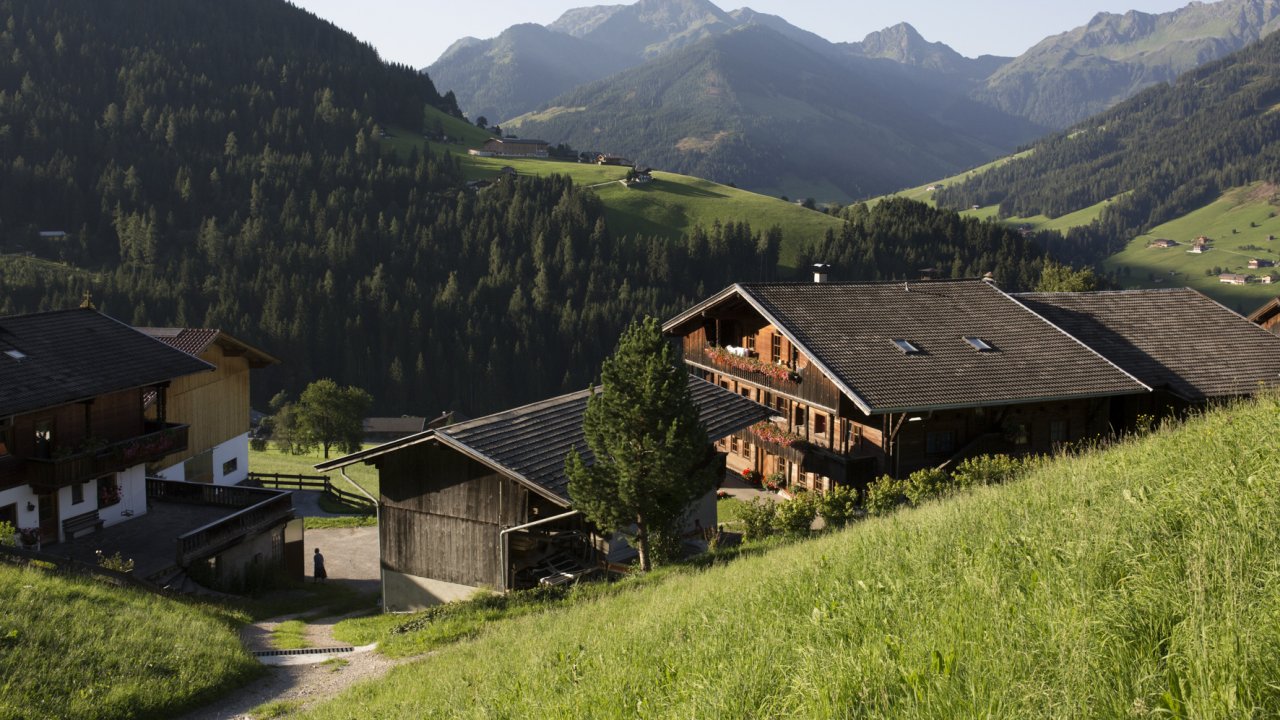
[{"xmin": 289, "ymin": 0, "xmax": 1201, "ymax": 69}]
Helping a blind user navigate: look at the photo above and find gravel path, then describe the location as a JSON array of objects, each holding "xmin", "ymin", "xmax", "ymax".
[
  {"xmin": 180, "ymin": 527, "xmax": 397, "ymax": 719},
  {"xmin": 179, "ymin": 610, "xmax": 412, "ymax": 720}
]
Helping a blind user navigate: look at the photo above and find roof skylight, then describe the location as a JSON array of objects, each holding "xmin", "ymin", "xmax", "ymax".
[
  {"xmin": 4, "ymin": 349, "xmax": 25, "ymax": 361},
  {"xmin": 964, "ymin": 336, "xmax": 995, "ymax": 352},
  {"xmin": 892, "ymin": 339, "xmax": 920, "ymax": 354}
]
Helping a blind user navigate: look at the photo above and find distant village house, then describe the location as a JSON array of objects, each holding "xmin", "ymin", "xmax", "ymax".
[{"xmin": 468, "ymin": 138, "xmax": 549, "ymax": 159}]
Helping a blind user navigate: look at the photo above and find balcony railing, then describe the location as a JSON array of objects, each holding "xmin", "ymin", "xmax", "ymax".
[
  {"xmin": 682, "ymin": 337, "xmax": 843, "ymax": 410},
  {"xmin": 27, "ymin": 422, "xmax": 189, "ymax": 489}
]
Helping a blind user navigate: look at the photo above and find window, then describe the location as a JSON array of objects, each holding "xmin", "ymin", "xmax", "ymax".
[
  {"xmin": 741, "ymin": 387, "xmax": 753, "ymax": 400},
  {"xmin": 71, "ymin": 482, "xmax": 84, "ymax": 505},
  {"xmin": 1011, "ymin": 423, "xmax": 1029, "ymax": 445},
  {"xmin": 34, "ymin": 420, "xmax": 53, "ymax": 460},
  {"xmin": 222, "ymin": 457, "xmax": 239, "ymax": 476},
  {"xmin": 98, "ymin": 475, "xmax": 120, "ymax": 508},
  {"xmin": 0, "ymin": 503, "xmax": 16, "ymax": 528},
  {"xmin": 764, "ymin": 392, "xmax": 774, "ymax": 407},
  {"xmin": 770, "ymin": 334, "xmax": 781, "ymax": 364},
  {"xmin": 789, "ymin": 346, "xmax": 799, "ymax": 366},
  {"xmin": 1049, "ymin": 420, "xmax": 1068, "ymax": 445},
  {"xmin": 926, "ymin": 431, "xmax": 957, "ymax": 454},
  {"xmin": 0, "ymin": 417, "xmax": 10, "ymax": 457},
  {"xmin": 794, "ymin": 405, "xmax": 807, "ymax": 427},
  {"xmin": 964, "ymin": 336, "xmax": 995, "ymax": 352},
  {"xmin": 814, "ymin": 413, "xmax": 828, "ymax": 436},
  {"xmin": 892, "ymin": 339, "xmax": 921, "ymax": 354},
  {"xmin": 745, "ymin": 334, "xmax": 756, "ymax": 353}
]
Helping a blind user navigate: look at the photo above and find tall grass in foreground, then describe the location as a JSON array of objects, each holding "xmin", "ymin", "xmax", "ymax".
[
  {"xmin": 302, "ymin": 396, "xmax": 1280, "ymax": 718},
  {"xmin": 0, "ymin": 566, "xmax": 259, "ymax": 720}
]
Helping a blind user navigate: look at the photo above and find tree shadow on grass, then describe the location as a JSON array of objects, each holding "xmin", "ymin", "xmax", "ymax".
[{"xmin": 645, "ymin": 179, "xmax": 728, "ymax": 200}]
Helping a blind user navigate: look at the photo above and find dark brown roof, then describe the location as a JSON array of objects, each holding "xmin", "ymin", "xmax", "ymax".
[
  {"xmin": 317, "ymin": 376, "xmax": 772, "ymax": 506},
  {"xmin": 665, "ymin": 279, "xmax": 1147, "ymax": 414},
  {"xmin": 1016, "ymin": 289, "xmax": 1280, "ymax": 401},
  {"xmin": 137, "ymin": 327, "xmax": 279, "ymax": 368},
  {"xmin": 362, "ymin": 416, "xmax": 427, "ymax": 435},
  {"xmin": 0, "ymin": 309, "xmax": 214, "ymax": 417}
]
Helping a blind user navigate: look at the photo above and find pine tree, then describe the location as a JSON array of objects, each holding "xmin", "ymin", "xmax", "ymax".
[{"xmin": 565, "ymin": 316, "xmax": 723, "ymax": 571}]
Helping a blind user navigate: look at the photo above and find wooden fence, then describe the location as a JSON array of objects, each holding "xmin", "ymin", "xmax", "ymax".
[{"xmin": 246, "ymin": 472, "xmax": 375, "ymax": 513}]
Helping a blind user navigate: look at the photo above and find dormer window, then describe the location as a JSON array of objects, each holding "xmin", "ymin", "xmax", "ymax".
[
  {"xmin": 964, "ymin": 336, "xmax": 995, "ymax": 352},
  {"xmin": 892, "ymin": 339, "xmax": 920, "ymax": 354}
]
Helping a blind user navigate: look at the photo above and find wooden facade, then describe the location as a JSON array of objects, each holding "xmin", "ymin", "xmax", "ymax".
[
  {"xmin": 153, "ymin": 342, "xmax": 250, "ymax": 476},
  {"xmin": 379, "ymin": 442, "xmax": 528, "ymax": 592}
]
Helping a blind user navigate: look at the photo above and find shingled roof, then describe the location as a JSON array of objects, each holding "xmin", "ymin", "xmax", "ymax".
[
  {"xmin": 137, "ymin": 327, "xmax": 279, "ymax": 368},
  {"xmin": 0, "ymin": 308, "xmax": 214, "ymax": 417},
  {"xmin": 1016, "ymin": 289, "xmax": 1280, "ymax": 401},
  {"xmin": 664, "ymin": 279, "xmax": 1148, "ymax": 415},
  {"xmin": 317, "ymin": 376, "xmax": 772, "ymax": 506}
]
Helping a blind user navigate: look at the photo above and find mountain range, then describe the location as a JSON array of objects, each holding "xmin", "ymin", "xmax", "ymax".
[{"xmin": 428, "ymin": 0, "xmax": 1280, "ymax": 200}]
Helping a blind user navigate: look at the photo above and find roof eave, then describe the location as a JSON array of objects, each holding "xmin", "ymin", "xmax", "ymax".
[{"xmin": 869, "ymin": 387, "xmax": 1150, "ymax": 416}]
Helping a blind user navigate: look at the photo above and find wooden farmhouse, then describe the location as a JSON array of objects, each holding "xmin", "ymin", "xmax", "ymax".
[
  {"xmin": 663, "ymin": 279, "xmax": 1280, "ymax": 491},
  {"xmin": 138, "ymin": 328, "xmax": 278, "ymax": 485},
  {"xmin": 0, "ymin": 309, "xmax": 211, "ymax": 543},
  {"xmin": 318, "ymin": 377, "xmax": 770, "ymax": 611},
  {"xmin": 468, "ymin": 137, "xmax": 549, "ymax": 158}
]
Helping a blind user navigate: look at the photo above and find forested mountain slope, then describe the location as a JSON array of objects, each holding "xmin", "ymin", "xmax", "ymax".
[{"xmin": 936, "ymin": 28, "xmax": 1280, "ymax": 264}]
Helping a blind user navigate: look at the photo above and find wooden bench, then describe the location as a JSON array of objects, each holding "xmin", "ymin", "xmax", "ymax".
[{"xmin": 63, "ymin": 510, "xmax": 103, "ymax": 540}]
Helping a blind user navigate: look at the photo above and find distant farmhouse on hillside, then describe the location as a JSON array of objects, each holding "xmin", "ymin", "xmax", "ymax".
[
  {"xmin": 1148, "ymin": 238, "xmax": 1178, "ymax": 248},
  {"xmin": 468, "ymin": 137, "xmax": 549, "ymax": 158}
]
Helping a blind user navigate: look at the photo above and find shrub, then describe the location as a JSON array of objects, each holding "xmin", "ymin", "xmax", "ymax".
[
  {"xmin": 902, "ymin": 468, "xmax": 951, "ymax": 506},
  {"xmin": 249, "ymin": 436, "xmax": 268, "ymax": 452},
  {"xmin": 952, "ymin": 454, "xmax": 1026, "ymax": 489},
  {"xmin": 95, "ymin": 550, "xmax": 135, "ymax": 574},
  {"xmin": 817, "ymin": 485, "xmax": 859, "ymax": 528},
  {"xmin": 738, "ymin": 499, "xmax": 778, "ymax": 542},
  {"xmin": 773, "ymin": 493, "xmax": 818, "ymax": 537},
  {"xmin": 0, "ymin": 521, "xmax": 13, "ymax": 547},
  {"xmin": 864, "ymin": 475, "xmax": 906, "ymax": 516}
]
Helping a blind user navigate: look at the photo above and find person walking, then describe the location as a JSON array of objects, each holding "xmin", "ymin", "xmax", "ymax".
[{"xmin": 313, "ymin": 547, "xmax": 327, "ymax": 583}]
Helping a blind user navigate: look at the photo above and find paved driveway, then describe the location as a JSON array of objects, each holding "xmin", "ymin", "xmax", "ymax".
[{"xmin": 307, "ymin": 525, "xmax": 379, "ymax": 595}]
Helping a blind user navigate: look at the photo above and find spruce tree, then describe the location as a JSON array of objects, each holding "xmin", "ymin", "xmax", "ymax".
[{"xmin": 565, "ymin": 316, "xmax": 723, "ymax": 571}]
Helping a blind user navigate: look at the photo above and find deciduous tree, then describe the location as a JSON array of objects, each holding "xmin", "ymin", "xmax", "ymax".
[{"xmin": 294, "ymin": 379, "xmax": 372, "ymax": 458}]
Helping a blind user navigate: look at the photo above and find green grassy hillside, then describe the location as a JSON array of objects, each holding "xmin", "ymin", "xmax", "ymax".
[
  {"xmin": 1105, "ymin": 183, "xmax": 1280, "ymax": 311},
  {"xmin": 299, "ymin": 395, "xmax": 1280, "ymax": 718},
  {"xmin": 381, "ymin": 121, "xmax": 843, "ymax": 268},
  {"xmin": 457, "ymin": 155, "xmax": 843, "ymax": 268},
  {"xmin": 0, "ymin": 564, "xmax": 257, "ymax": 720}
]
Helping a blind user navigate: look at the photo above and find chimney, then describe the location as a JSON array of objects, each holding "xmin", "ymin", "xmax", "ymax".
[{"xmin": 812, "ymin": 263, "xmax": 830, "ymax": 284}]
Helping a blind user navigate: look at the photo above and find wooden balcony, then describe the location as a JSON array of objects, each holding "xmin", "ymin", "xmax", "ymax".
[
  {"xmin": 147, "ymin": 478, "xmax": 294, "ymax": 566},
  {"xmin": 26, "ymin": 422, "xmax": 189, "ymax": 490},
  {"xmin": 681, "ymin": 337, "xmax": 843, "ymax": 411}
]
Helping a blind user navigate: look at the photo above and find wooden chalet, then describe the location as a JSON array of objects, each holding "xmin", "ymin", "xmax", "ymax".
[
  {"xmin": 317, "ymin": 377, "xmax": 771, "ymax": 611},
  {"xmin": 0, "ymin": 309, "xmax": 212, "ymax": 543},
  {"xmin": 665, "ymin": 280, "xmax": 1280, "ymax": 491},
  {"xmin": 664, "ymin": 279, "xmax": 1149, "ymax": 488},
  {"xmin": 138, "ymin": 327, "xmax": 279, "ymax": 485}
]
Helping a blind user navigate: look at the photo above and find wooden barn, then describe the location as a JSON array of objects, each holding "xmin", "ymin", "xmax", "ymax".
[{"xmin": 318, "ymin": 377, "xmax": 770, "ymax": 611}]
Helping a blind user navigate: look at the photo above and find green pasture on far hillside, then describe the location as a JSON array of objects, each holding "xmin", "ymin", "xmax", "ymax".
[
  {"xmin": 383, "ymin": 120, "xmax": 842, "ymax": 268},
  {"xmin": 1105, "ymin": 183, "xmax": 1280, "ymax": 311},
  {"xmin": 249, "ymin": 444, "xmax": 379, "ymax": 500},
  {"xmin": 300, "ymin": 395, "xmax": 1280, "ymax": 718}
]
